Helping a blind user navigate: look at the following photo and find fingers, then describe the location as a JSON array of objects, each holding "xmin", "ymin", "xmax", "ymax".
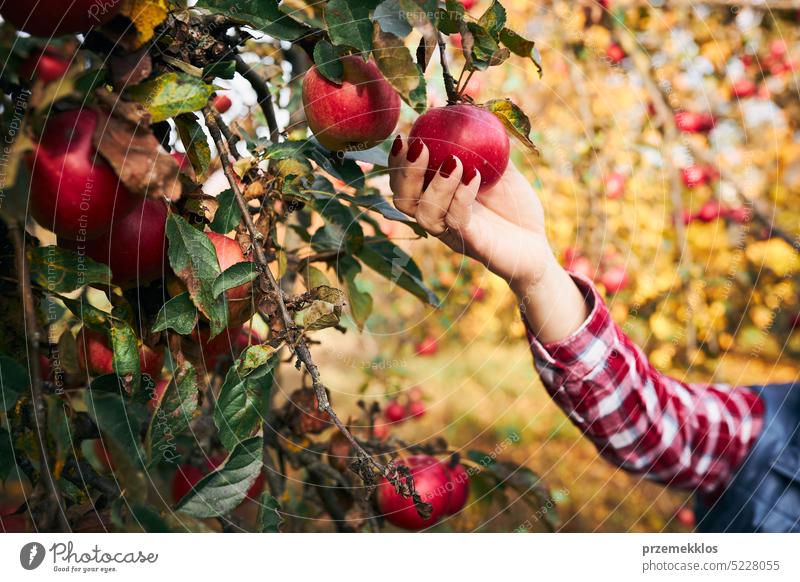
[
  {"xmin": 388, "ymin": 135, "xmax": 429, "ymax": 216},
  {"xmin": 416, "ymin": 155, "xmax": 464, "ymax": 236},
  {"xmin": 444, "ymin": 169, "xmax": 481, "ymax": 234}
]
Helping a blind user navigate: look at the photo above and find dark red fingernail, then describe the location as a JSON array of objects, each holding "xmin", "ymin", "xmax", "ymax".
[
  {"xmin": 406, "ymin": 139, "xmax": 424, "ymax": 162},
  {"xmin": 440, "ymin": 156, "xmax": 457, "ymax": 178},
  {"xmin": 461, "ymin": 165, "xmax": 477, "ymax": 185},
  {"xmin": 390, "ymin": 135, "xmax": 403, "ymax": 156}
]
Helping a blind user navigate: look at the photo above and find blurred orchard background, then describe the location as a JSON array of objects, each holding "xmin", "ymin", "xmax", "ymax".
[
  {"xmin": 2, "ymin": 0, "xmax": 799, "ymax": 533},
  {"xmin": 298, "ymin": 0, "xmax": 800, "ymax": 532}
]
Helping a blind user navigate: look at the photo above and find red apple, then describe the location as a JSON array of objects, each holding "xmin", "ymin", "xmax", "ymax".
[
  {"xmin": 599, "ymin": 265, "xmax": 629, "ymax": 293},
  {"xmin": 407, "ymin": 386, "xmax": 424, "ymax": 401},
  {"xmin": 194, "ymin": 325, "xmax": 262, "ymax": 370},
  {"xmin": 213, "ymin": 94, "xmax": 232, "ymax": 114},
  {"xmin": 406, "ymin": 400, "xmax": 426, "ymax": 419},
  {"xmin": 28, "ymin": 109, "xmax": 139, "ymax": 240},
  {"xmin": 372, "ymin": 422, "xmax": 390, "ymax": 440},
  {"xmin": 471, "ymin": 286, "xmax": 486, "ymax": 301},
  {"xmin": 604, "ymin": 172, "xmax": 626, "ymax": 199},
  {"xmin": 302, "ymin": 56, "xmax": 400, "ymax": 151},
  {"xmin": 207, "ymin": 232, "xmax": 253, "ymax": 324},
  {"xmin": 458, "ymin": 0, "xmax": 476, "ymax": 9},
  {"xmin": 443, "ymin": 461, "xmax": 469, "ymax": 515},
  {"xmin": 66, "ymin": 198, "xmax": 169, "ymax": 287},
  {"xmin": 681, "ymin": 165, "xmax": 711, "ymax": 188},
  {"xmin": 675, "ymin": 111, "xmax": 715, "ymax": 133},
  {"xmin": 408, "ymin": 103, "xmax": 510, "ymax": 192},
  {"xmin": 606, "ymin": 43, "xmax": 626, "ymax": 64},
  {"xmin": 450, "ymin": 33, "xmax": 462, "ymax": 49},
  {"xmin": 171, "ymin": 151, "xmax": 190, "ymax": 173},
  {"xmin": 384, "ymin": 400, "xmax": 406, "ymax": 423},
  {"xmin": 376, "ymin": 455, "xmax": 452, "ymax": 530},
  {"xmin": 676, "ymin": 507, "xmax": 695, "ymax": 528},
  {"xmin": 76, "ymin": 328, "xmax": 164, "ymax": 379},
  {"xmin": 1, "ymin": 0, "xmax": 121, "ymax": 36},
  {"xmin": 731, "ymin": 79, "xmax": 757, "ymax": 99},
  {"xmin": 0, "ymin": 507, "xmax": 28, "ymax": 532},
  {"xmin": 769, "ymin": 40, "xmax": 788, "ymax": 59},
  {"xmin": 20, "ymin": 47, "xmax": 71, "ymax": 84},
  {"xmin": 725, "ymin": 206, "xmax": 750, "ymax": 224},
  {"xmin": 696, "ymin": 200, "xmax": 722, "ymax": 223},
  {"xmin": 415, "ymin": 336, "xmax": 439, "ymax": 356},
  {"xmin": 566, "ymin": 255, "xmax": 595, "ymax": 280}
]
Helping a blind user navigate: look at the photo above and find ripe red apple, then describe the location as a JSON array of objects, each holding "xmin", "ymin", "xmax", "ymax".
[
  {"xmin": 415, "ymin": 336, "xmax": 439, "ymax": 357},
  {"xmin": 1, "ymin": 0, "xmax": 121, "ymax": 36},
  {"xmin": 769, "ymin": 40, "xmax": 788, "ymax": 59},
  {"xmin": 566, "ymin": 255, "xmax": 594, "ymax": 280},
  {"xmin": 606, "ymin": 43, "xmax": 626, "ymax": 64},
  {"xmin": 172, "ymin": 457, "xmax": 264, "ymax": 503},
  {"xmin": 207, "ymin": 232, "xmax": 253, "ymax": 324},
  {"xmin": 68, "ymin": 198, "xmax": 169, "ymax": 287},
  {"xmin": 376, "ymin": 455, "xmax": 451, "ymax": 530},
  {"xmin": 76, "ymin": 328, "xmax": 164, "ymax": 379},
  {"xmin": 725, "ymin": 206, "xmax": 750, "ymax": 224},
  {"xmin": 409, "ymin": 103, "xmax": 510, "ymax": 192},
  {"xmin": 681, "ymin": 165, "xmax": 711, "ymax": 188},
  {"xmin": 450, "ymin": 33, "xmax": 462, "ymax": 49},
  {"xmin": 302, "ymin": 56, "xmax": 400, "ymax": 151},
  {"xmin": 171, "ymin": 151, "xmax": 190, "ymax": 173},
  {"xmin": 0, "ymin": 506, "xmax": 28, "ymax": 532},
  {"xmin": 407, "ymin": 386, "xmax": 424, "ymax": 401},
  {"xmin": 604, "ymin": 172, "xmax": 626, "ymax": 199},
  {"xmin": 731, "ymin": 78, "xmax": 757, "ymax": 99},
  {"xmin": 675, "ymin": 111, "xmax": 715, "ymax": 133},
  {"xmin": 676, "ymin": 507, "xmax": 695, "ymax": 528},
  {"xmin": 443, "ymin": 461, "xmax": 469, "ymax": 515},
  {"xmin": 599, "ymin": 265, "xmax": 629, "ymax": 293},
  {"xmin": 372, "ymin": 422, "xmax": 390, "ymax": 440},
  {"xmin": 28, "ymin": 109, "xmax": 139, "ymax": 240},
  {"xmin": 696, "ymin": 200, "xmax": 722, "ymax": 223},
  {"xmin": 384, "ymin": 399, "xmax": 406, "ymax": 423},
  {"xmin": 406, "ymin": 400, "xmax": 426, "ymax": 419},
  {"xmin": 471, "ymin": 285, "xmax": 486, "ymax": 301},
  {"xmin": 20, "ymin": 47, "xmax": 71, "ymax": 84},
  {"xmin": 458, "ymin": 0, "xmax": 476, "ymax": 9},
  {"xmin": 213, "ymin": 94, "xmax": 232, "ymax": 114}
]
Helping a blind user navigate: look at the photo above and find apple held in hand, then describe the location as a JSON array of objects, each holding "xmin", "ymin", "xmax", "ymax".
[
  {"xmin": 68, "ymin": 198, "xmax": 169, "ymax": 287},
  {"xmin": 408, "ymin": 103, "xmax": 510, "ymax": 192},
  {"xmin": 1, "ymin": 0, "xmax": 121, "ymax": 36},
  {"xmin": 376, "ymin": 455, "xmax": 452, "ymax": 530},
  {"xmin": 302, "ymin": 56, "xmax": 400, "ymax": 152},
  {"xmin": 76, "ymin": 328, "xmax": 164, "ymax": 379},
  {"xmin": 28, "ymin": 109, "xmax": 139, "ymax": 240}
]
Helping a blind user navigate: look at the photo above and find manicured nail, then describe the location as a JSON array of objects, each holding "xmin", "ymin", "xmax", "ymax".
[
  {"xmin": 440, "ymin": 156, "xmax": 457, "ymax": 178},
  {"xmin": 406, "ymin": 139, "xmax": 424, "ymax": 162},
  {"xmin": 390, "ymin": 134, "xmax": 403, "ymax": 156},
  {"xmin": 461, "ymin": 165, "xmax": 477, "ymax": 185}
]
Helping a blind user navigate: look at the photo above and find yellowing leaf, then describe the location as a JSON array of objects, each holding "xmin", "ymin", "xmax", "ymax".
[{"xmin": 121, "ymin": 0, "xmax": 169, "ymax": 47}]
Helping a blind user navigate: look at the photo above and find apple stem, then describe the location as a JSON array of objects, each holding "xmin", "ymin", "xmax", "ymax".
[
  {"xmin": 437, "ymin": 33, "xmax": 459, "ymax": 105},
  {"xmin": 204, "ymin": 111, "xmax": 432, "ymax": 518}
]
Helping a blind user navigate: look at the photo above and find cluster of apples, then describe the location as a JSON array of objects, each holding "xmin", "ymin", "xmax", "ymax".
[
  {"xmin": 383, "ymin": 388, "xmax": 426, "ymax": 424},
  {"xmin": 683, "ymin": 201, "xmax": 750, "ymax": 225},
  {"xmin": 376, "ymin": 455, "xmax": 470, "ymax": 530}
]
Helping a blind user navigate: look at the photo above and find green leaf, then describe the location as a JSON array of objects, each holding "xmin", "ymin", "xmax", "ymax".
[
  {"xmin": 176, "ymin": 435, "xmax": 264, "ymax": 518},
  {"xmin": 127, "ymin": 73, "xmax": 214, "ymax": 123},
  {"xmin": 152, "ymin": 293, "xmax": 199, "ymax": 335},
  {"xmin": 46, "ymin": 396, "xmax": 71, "ymax": 474},
  {"xmin": 213, "ymin": 262, "xmax": 259, "ymax": 299},
  {"xmin": 165, "ymin": 214, "xmax": 228, "ymax": 336},
  {"xmin": 110, "ymin": 323, "xmax": 141, "ymax": 391},
  {"xmin": 203, "ymin": 60, "xmax": 236, "ymax": 80},
  {"xmin": 313, "ymin": 40, "xmax": 343, "ymax": 83},
  {"xmin": 478, "ymin": 0, "xmax": 506, "ymax": 38},
  {"xmin": 146, "ymin": 362, "xmax": 200, "ymax": 467},
  {"xmin": 61, "ymin": 298, "xmax": 112, "ymax": 331},
  {"xmin": 209, "ymin": 189, "xmax": 242, "ymax": 234},
  {"xmin": 374, "ymin": 0, "xmax": 412, "ymax": 37},
  {"xmin": 310, "ymin": 191, "xmax": 365, "ymax": 254},
  {"xmin": 74, "ymin": 68, "xmax": 108, "ymax": 93},
  {"xmin": 28, "ymin": 246, "xmax": 111, "ymax": 294},
  {"xmin": 175, "ymin": 113, "xmax": 211, "ymax": 177},
  {"xmin": 483, "ymin": 98, "xmax": 537, "ymax": 153},
  {"xmin": 349, "ymin": 192, "xmax": 428, "ymax": 237},
  {"xmin": 335, "ymin": 256, "xmax": 373, "ymax": 330},
  {"xmin": 371, "ymin": 23, "xmax": 425, "ymax": 111},
  {"xmin": 129, "ymin": 504, "xmax": 172, "ymax": 533},
  {"xmin": 258, "ymin": 493, "xmax": 283, "ymax": 532},
  {"xmin": 357, "ymin": 237, "xmax": 439, "ymax": 306},
  {"xmin": 466, "ymin": 22, "xmax": 509, "ymax": 70},
  {"xmin": 214, "ymin": 348, "xmax": 276, "ymax": 451},
  {"xmin": 0, "ymin": 426, "xmax": 15, "ymax": 482},
  {"xmin": 324, "ymin": 0, "xmax": 378, "ymax": 54},
  {"xmin": 196, "ymin": 0, "xmax": 312, "ymax": 41},
  {"xmin": 308, "ymin": 151, "xmax": 365, "ymax": 190},
  {"xmin": 85, "ymin": 391, "xmax": 146, "ymax": 470},
  {"xmin": 499, "ymin": 28, "xmax": 543, "ymax": 77},
  {"xmin": 303, "ymin": 300, "xmax": 343, "ymax": 331},
  {"xmin": 0, "ymin": 355, "xmax": 27, "ymax": 411},
  {"xmin": 436, "ymin": 0, "xmax": 465, "ymax": 34}
]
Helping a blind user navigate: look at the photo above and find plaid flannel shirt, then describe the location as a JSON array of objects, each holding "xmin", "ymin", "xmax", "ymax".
[{"xmin": 524, "ymin": 274, "xmax": 764, "ymax": 493}]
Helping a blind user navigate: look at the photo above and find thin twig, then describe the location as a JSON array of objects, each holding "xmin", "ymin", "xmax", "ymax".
[
  {"xmin": 203, "ymin": 111, "xmax": 431, "ymax": 517},
  {"xmin": 9, "ymin": 221, "xmax": 69, "ymax": 532},
  {"xmin": 438, "ymin": 33, "xmax": 459, "ymax": 104},
  {"xmin": 211, "ymin": 109, "xmax": 240, "ymax": 159},
  {"xmin": 235, "ymin": 55, "xmax": 280, "ymax": 143}
]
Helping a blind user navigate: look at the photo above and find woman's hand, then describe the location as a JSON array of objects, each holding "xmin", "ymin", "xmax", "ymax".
[
  {"xmin": 388, "ymin": 135, "xmax": 554, "ymax": 294},
  {"xmin": 387, "ymin": 135, "xmax": 589, "ymax": 343}
]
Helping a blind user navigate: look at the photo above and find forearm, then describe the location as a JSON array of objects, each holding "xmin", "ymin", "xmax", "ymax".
[{"xmin": 512, "ymin": 255, "xmax": 589, "ymax": 345}]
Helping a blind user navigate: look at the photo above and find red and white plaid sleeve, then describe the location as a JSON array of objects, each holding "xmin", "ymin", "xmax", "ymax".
[{"xmin": 524, "ymin": 274, "xmax": 764, "ymax": 493}]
